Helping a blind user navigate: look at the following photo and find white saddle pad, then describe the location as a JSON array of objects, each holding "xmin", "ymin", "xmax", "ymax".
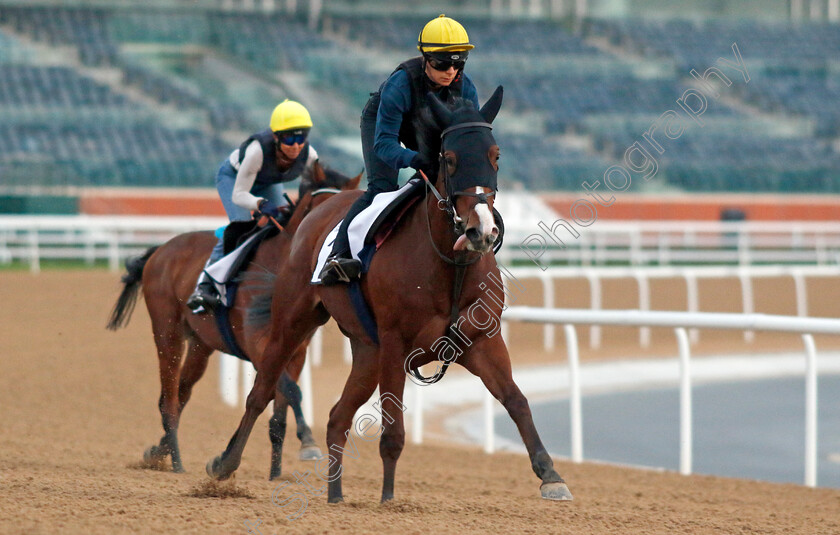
[
  {"xmin": 311, "ymin": 178, "xmax": 421, "ymax": 284},
  {"xmin": 204, "ymin": 229, "xmax": 265, "ymax": 306}
]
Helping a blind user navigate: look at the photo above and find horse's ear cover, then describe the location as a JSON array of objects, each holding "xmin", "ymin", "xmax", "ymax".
[
  {"xmin": 426, "ymin": 92, "xmax": 455, "ymax": 128},
  {"xmin": 479, "ymin": 85, "xmax": 504, "ymax": 124}
]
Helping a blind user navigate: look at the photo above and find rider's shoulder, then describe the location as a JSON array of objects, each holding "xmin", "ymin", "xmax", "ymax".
[
  {"xmin": 384, "ymin": 68, "xmax": 411, "ymax": 89},
  {"xmin": 380, "ymin": 69, "xmax": 412, "ymax": 109}
]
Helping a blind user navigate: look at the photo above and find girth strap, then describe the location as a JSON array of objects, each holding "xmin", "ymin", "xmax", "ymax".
[
  {"xmin": 408, "ymin": 263, "xmax": 467, "ymax": 385},
  {"xmin": 214, "ymin": 282, "xmax": 250, "ymax": 362}
]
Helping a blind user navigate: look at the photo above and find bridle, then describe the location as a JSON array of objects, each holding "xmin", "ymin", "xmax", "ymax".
[
  {"xmin": 410, "ymin": 120, "xmax": 503, "ymax": 385},
  {"xmin": 419, "ymin": 120, "xmax": 501, "ymax": 265}
]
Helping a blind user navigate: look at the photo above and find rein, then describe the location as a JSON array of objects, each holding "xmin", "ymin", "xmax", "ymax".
[
  {"xmin": 310, "ymin": 187, "xmax": 342, "ymax": 197},
  {"xmin": 410, "ymin": 121, "xmax": 491, "ymax": 384},
  {"xmin": 408, "ymin": 121, "xmax": 500, "ymax": 385}
]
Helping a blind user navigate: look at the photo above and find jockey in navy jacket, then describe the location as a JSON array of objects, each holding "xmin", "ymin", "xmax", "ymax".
[{"xmin": 318, "ymin": 14, "xmax": 479, "ymax": 285}]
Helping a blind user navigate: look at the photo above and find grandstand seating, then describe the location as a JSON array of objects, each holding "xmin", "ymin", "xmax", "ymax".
[
  {"xmin": 0, "ymin": 65, "xmax": 129, "ymax": 107},
  {"xmin": 0, "ymin": 5, "xmax": 117, "ymax": 66},
  {"xmin": 0, "ymin": 28, "xmax": 31, "ymax": 62},
  {"xmin": 735, "ymin": 73, "xmax": 840, "ymax": 137},
  {"xmin": 584, "ymin": 18, "xmax": 840, "ymax": 69},
  {"xmin": 208, "ymin": 12, "xmax": 341, "ymax": 72},
  {"xmin": 0, "ymin": 4, "xmax": 838, "ymax": 194}
]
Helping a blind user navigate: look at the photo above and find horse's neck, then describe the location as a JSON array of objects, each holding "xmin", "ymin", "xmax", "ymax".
[{"xmin": 284, "ymin": 192, "xmax": 314, "ymax": 233}]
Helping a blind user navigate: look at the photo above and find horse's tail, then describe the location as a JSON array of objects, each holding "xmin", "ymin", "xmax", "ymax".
[{"xmin": 106, "ymin": 245, "xmax": 159, "ymax": 331}]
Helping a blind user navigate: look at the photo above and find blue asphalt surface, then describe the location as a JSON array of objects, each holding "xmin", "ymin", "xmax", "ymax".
[{"xmin": 495, "ymin": 376, "xmax": 840, "ymax": 488}]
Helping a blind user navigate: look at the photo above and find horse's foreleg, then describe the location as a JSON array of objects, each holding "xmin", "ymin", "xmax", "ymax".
[
  {"xmin": 324, "ymin": 339, "xmax": 378, "ymax": 503},
  {"xmin": 283, "ymin": 349, "xmax": 322, "ymax": 459},
  {"xmin": 377, "ymin": 344, "xmax": 407, "ymax": 503},
  {"xmin": 462, "ymin": 335, "xmax": 573, "ymax": 501},
  {"xmin": 207, "ymin": 310, "xmax": 318, "ymax": 480},
  {"xmin": 268, "ymin": 378, "xmax": 290, "ymax": 480},
  {"xmin": 206, "ymin": 367, "xmax": 277, "ymax": 480}
]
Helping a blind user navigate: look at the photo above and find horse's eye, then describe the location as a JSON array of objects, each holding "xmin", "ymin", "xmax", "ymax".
[
  {"xmin": 488, "ymin": 147, "xmax": 500, "ymax": 171},
  {"xmin": 444, "ymin": 153, "xmax": 457, "ymax": 175}
]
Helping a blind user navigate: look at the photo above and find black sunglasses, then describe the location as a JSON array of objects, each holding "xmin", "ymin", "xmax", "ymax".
[
  {"xmin": 427, "ymin": 57, "xmax": 467, "ymax": 71},
  {"xmin": 276, "ymin": 131, "xmax": 308, "ymax": 146}
]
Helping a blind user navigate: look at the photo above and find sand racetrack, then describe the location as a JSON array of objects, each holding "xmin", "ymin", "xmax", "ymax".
[{"xmin": 2, "ymin": 270, "xmax": 840, "ymax": 534}]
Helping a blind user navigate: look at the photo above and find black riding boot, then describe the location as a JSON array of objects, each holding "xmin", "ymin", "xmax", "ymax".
[
  {"xmin": 319, "ymin": 254, "xmax": 362, "ymax": 285},
  {"xmin": 318, "ymin": 215, "xmax": 363, "ymax": 285},
  {"xmin": 187, "ymin": 281, "xmax": 221, "ymax": 312}
]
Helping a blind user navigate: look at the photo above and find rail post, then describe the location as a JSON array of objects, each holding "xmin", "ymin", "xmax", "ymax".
[
  {"xmin": 676, "ymin": 327, "xmax": 692, "ymax": 476},
  {"xmin": 565, "ymin": 324, "xmax": 583, "ymax": 463}
]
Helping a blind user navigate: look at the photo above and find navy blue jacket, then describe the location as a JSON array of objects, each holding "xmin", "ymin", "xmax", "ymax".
[{"xmin": 373, "ymin": 61, "xmax": 479, "ymax": 170}]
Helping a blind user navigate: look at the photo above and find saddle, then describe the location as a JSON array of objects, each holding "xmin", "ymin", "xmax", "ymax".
[
  {"xmin": 198, "ymin": 218, "xmax": 281, "ymax": 361},
  {"xmin": 312, "ymin": 177, "xmax": 426, "ymax": 284},
  {"xmin": 205, "ymin": 219, "xmax": 280, "ymax": 305}
]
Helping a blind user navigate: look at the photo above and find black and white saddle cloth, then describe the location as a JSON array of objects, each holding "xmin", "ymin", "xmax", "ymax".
[
  {"xmin": 311, "ymin": 177, "xmax": 424, "ymax": 284},
  {"xmin": 205, "ymin": 221, "xmax": 278, "ymax": 306}
]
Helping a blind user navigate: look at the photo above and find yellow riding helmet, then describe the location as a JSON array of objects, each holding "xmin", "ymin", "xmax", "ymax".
[
  {"xmin": 417, "ymin": 14, "xmax": 474, "ymax": 53},
  {"xmin": 269, "ymin": 99, "xmax": 313, "ymax": 133}
]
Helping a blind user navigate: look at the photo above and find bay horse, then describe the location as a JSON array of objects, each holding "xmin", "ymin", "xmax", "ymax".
[
  {"xmin": 204, "ymin": 88, "xmax": 573, "ymax": 502},
  {"xmin": 106, "ymin": 162, "xmax": 361, "ymax": 478}
]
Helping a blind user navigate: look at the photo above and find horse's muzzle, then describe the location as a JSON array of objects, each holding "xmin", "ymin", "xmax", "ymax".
[
  {"xmin": 452, "ymin": 201, "xmax": 498, "ymax": 253},
  {"xmin": 459, "ymin": 225, "xmax": 498, "ymax": 253}
]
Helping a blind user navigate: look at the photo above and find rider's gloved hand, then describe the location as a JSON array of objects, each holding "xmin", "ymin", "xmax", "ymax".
[
  {"xmin": 257, "ymin": 199, "xmax": 280, "ymax": 218},
  {"xmin": 410, "ymin": 152, "xmax": 433, "ymax": 178}
]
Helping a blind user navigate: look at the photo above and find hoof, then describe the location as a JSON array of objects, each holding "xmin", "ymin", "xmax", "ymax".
[
  {"xmin": 541, "ymin": 481, "xmax": 573, "ymax": 501},
  {"xmin": 144, "ymin": 445, "xmax": 164, "ymax": 463},
  {"xmin": 141, "ymin": 446, "xmax": 170, "ymax": 471},
  {"xmin": 206, "ymin": 456, "xmax": 231, "ymax": 480},
  {"xmin": 327, "ymin": 496, "xmax": 344, "ymax": 504},
  {"xmin": 299, "ymin": 445, "xmax": 323, "ymax": 461},
  {"xmin": 269, "ymin": 466, "xmax": 281, "ymax": 481}
]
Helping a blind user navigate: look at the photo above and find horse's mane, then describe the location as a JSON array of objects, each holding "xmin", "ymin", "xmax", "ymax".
[{"xmin": 299, "ymin": 164, "xmax": 355, "ymax": 199}]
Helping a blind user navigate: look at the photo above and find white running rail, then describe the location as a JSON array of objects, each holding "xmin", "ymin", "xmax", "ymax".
[
  {"xmin": 499, "ymin": 307, "xmax": 840, "ymax": 487},
  {"xmin": 506, "ymin": 265, "xmax": 840, "ymax": 349},
  {"xmin": 4, "ymin": 216, "xmax": 840, "ymax": 272}
]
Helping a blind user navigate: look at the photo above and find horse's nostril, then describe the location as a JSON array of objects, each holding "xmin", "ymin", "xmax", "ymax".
[
  {"xmin": 466, "ymin": 228, "xmax": 480, "ymax": 242},
  {"xmin": 491, "ymin": 226, "xmax": 499, "ymax": 237}
]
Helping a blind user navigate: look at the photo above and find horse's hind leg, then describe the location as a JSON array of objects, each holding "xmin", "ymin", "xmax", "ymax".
[
  {"xmin": 461, "ymin": 335, "xmax": 573, "ymax": 501},
  {"xmin": 165, "ymin": 338, "xmax": 214, "ymax": 472},
  {"xmin": 376, "ymin": 338, "xmax": 408, "ymax": 503},
  {"xmin": 324, "ymin": 338, "xmax": 379, "ymax": 503},
  {"xmin": 144, "ymin": 317, "xmax": 186, "ymax": 471}
]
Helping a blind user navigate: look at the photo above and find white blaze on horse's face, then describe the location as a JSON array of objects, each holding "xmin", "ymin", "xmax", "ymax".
[{"xmin": 453, "ymin": 187, "xmax": 499, "ymax": 253}]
